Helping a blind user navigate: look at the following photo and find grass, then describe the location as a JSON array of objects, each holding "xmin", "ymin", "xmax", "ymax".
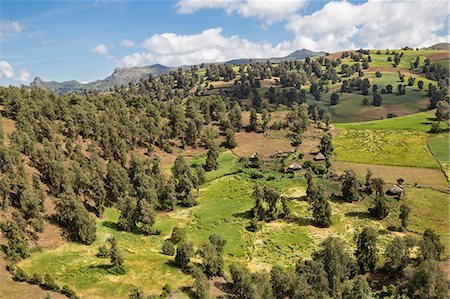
[
  {"xmin": 188, "ymin": 151, "xmax": 239, "ymax": 181},
  {"xmin": 19, "ymin": 208, "xmax": 192, "ymax": 298},
  {"xmin": 334, "ymin": 129, "xmax": 439, "ymax": 168},
  {"xmin": 427, "ymin": 134, "xmax": 450, "ymax": 179},
  {"xmin": 335, "ymin": 111, "xmax": 436, "ymax": 131},
  {"xmin": 404, "ymin": 187, "xmax": 450, "ymax": 256}
]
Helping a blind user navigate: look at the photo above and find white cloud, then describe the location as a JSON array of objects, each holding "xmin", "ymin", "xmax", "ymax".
[
  {"xmin": 118, "ymin": 0, "xmax": 449, "ymax": 67},
  {"xmin": 0, "ymin": 60, "xmax": 31, "ymax": 84},
  {"xmin": 91, "ymin": 43, "xmax": 115, "ymax": 59},
  {"xmin": 91, "ymin": 44, "xmax": 109, "ymax": 56},
  {"xmin": 286, "ymin": 0, "xmax": 449, "ymax": 52},
  {"xmin": 120, "ymin": 39, "xmax": 135, "ymax": 47},
  {"xmin": 0, "ymin": 20, "xmax": 25, "ymax": 39},
  {"xmin": 120, "ymin": 27, "xmax": 293, "ymax": 67},
  {"xmin": 176, "ymin": 0, "xmax": 308, "ymax": 26}
]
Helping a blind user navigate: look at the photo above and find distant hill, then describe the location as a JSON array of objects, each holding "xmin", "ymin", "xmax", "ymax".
[
  {"xmin": 29, "ymin": 49, "xmax": 323, "ymax": 93},
  {"xmin": 30, "ymin": 64, "xmax": 173, "ymax": 93},
  {"xmin": 426, "ymin": 43, "xmax": 450, "ymax": 50},
  {"xmin": 225, "ymin": 49, "xmax": 324, "ymax": 65}
]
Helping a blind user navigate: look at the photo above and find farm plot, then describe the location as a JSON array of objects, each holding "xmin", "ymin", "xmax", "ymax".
[{"xmin": 334, "ymin": 129, "xmax": 439, "ymax": 168}]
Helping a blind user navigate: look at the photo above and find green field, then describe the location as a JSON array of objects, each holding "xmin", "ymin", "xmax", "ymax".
[
  {"xmin": 334, "ymin": 129, "xmax": 439, "ymax": 168},
  {"xmin": 335, "ymin": 110, "xmax": 436, "ymax": 131}
]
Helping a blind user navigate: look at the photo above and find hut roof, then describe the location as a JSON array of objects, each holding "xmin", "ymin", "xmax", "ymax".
[
  {"xmin": 387, "ymin": 185, "xmax": 404, "ymax": 195},
  {"xmin": 314, "ymin": 152, "xmax": 326, "ymax": 161},
  {"xmin": 250, "ymin": 152, "xmax": 259, "ymax": 159},
  {"xmin": 287, "ymin": 162, "xmax": 302, "ymax": 170}
]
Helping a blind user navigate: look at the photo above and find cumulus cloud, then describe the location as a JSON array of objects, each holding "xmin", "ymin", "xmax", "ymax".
[
  {"xmin": 0, "ymin": 60, "xmax": 31, "ymax": 84},
  {"xmin": 91, "ymin": 43, "xmax": 114, "ymax": 59},
  {"xmin": 0, "ymin": 20, "xmax": 25, "ymax": 39},
  {"xmin": 286, "ymin": 0, "xmax": 449, "ymax": 51},
  {"xmin": 120, "ymin": 39, "xmax": 135, "ymax": 47},
  {"xmin": 117, "ymin": 0, "xmax": 449, "ymax": 67},
  {"xmin": 176, "ymin": 0, "xmax": 308, "ymax": 26},
  {"xmin": 120, "ymin": 27, "xmax": 293, "ymax": 67}
]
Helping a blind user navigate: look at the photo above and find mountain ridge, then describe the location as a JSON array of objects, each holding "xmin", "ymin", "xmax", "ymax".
[{"xmin": 29, "ymin": 49, "xmax": 324, "ymax": 93}]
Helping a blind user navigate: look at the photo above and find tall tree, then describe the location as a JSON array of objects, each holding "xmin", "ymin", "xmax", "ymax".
[{"xmin": 355, "ymin": 227, "xmax": 378, "ymax": 273}]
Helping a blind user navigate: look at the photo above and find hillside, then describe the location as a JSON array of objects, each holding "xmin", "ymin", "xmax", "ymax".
[
  {"xmin": 29, "ymin": 64, "xmax": 173, "ymax": 93},
  {"xmin": 1, "ymin": 46, "xmax": 449, "ymax": 299},
  {"xmin": 427, "ymin": 43, "xmax": 450, "ymax": 50},
  {"xmin": 28, "ymin": 49, "xmax": 323, "ymax": 93}
]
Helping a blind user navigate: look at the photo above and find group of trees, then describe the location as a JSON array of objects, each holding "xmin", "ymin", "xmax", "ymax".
[{"xmin": 226, "ymin": 228, "xmax": 446, "ymax": 299}]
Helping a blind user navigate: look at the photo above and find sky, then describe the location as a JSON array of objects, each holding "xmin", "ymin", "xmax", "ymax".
[{"xmin": 1, "ymin": 0, "xmax": 449, "ymax": 86}]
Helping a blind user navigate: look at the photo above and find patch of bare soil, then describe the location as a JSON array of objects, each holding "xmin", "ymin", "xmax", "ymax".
[{"xmin": 427, "ymin": 52, "xmax": 450, "ymax": 61}]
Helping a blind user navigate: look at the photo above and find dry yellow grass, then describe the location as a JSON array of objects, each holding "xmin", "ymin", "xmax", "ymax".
[{"xmin": 333, "ymin": 161, "xmax": 448, "ymax": 192}]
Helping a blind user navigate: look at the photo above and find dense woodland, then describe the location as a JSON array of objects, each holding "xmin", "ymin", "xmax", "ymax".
[{"xmin": 0, "ymin": 48, "xmax": 449, "ymax": 299}]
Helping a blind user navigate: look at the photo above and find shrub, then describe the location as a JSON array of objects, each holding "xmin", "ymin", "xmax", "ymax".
[{"xmin": 161, "ymin": 240, "xmax": 175, "ymax": 256}]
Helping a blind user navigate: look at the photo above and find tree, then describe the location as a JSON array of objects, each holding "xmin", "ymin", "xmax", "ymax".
[
  {"xmin": 106, "ymin": 160, "xmax": 130, "ymax": 208},
  {"xmin": 55, "ymin": 190, "xmax": 96, "ymax": 244},
  {"xmin": 108, "ymin": 236, "xmax": 126, "ymax": 275},
  {"xmin": 330, "ymin": 93, "xmax": 339, "ymax": 105},
  {"xmin": 419, "ymin": 229, "xmax": 444, "ymax": 261},
  {"xmin": 0, "ymin": 218, "xmax": 29, "ymax": 262},
  {"xmin": 417, "ymin": 80, "xmax": 424, "ymax": 90},
  {"xmin": 319, "ymin": 133, "xmax": 333, "ymax": 158},
  {"xmin": 161, "ymin": 240, "xmax": 175, "ymax": 256},
  {"xmin": 362, "ymin": 98, "xmax": 369, "ymax": 106},
  {"xmin": 399, "ymin": 204, "xmax": 410, "ymax": 229},
  {"xmin": 313, "ymin": 236, "xmax": 352, "ymax": 296},
  {"xmin": 129, "ymin": 288, "xmax": 146, "ymax": 299},
  {"xmin": 342, "ymin": 276, "xmax": 372, "ymax": 299},
  {"xmin": 195, "ymin": 166, "xmax": 206, "ymax": 186},
  {"xmin": 160, "ymin": 178, "xmax": 177, "ymax": 211},
  {"xmin": 228, "ymin": 102, "xmax": 243, "ymax": 131},
  {"xmin": 372, "ymin": 93, "xmax": 382, "ymax": 106},
  {"xmin": 170, "ymin": 226, "xmax": 186, "ymax": 244},
  {"xmin": 308, "ymin": 183, "xmax": 332, "ymax": 228},
  {"xmin": 384, "ymin": 237, "xmax": 408, "ymax": 278},
  {"xmin": 172, "ymin": 156, "xmax": 195, "ymax": 207},
  {"xmin": 198, "ymin": 239, "xmax": 224, "ymax": 277},
  {"xmin": 192, "ymin": 270, "xmax": 210, "ymax": 299},
  {"xmin": 175, "ymin": 241, "xmax": 194, "ymax": 270},
  {"xmin": 224, "ymin": 128, "xmax": 237, "ymax": 149},
  {"xmin": 406, "ymin": 259, "xmax": 447, "ymax": 299},
  {"xmin": 342, "ymin": 170, "xmax": 359, "ymax": 202},
  {"xmin": 355, "ymin": 227, "xmax": 378, "ymax": 273},
  {"xmin": 249, "ymin": 109, "xmax": 258, "ymax": 132},
  {"xmin": 435, "ymin": 100, "xmax": 449, "ymax": 121},
  {"xmin": 295, "ymin": 258, "xmax": 329, "ymax": 297},
  {"xmin": 204, "ymin": 144, "xmax": 219, "ymax": 171},
  {"xmin": 364, "ymin": 169, "xmax": 373, "ymax": 194},
  {"xmin": 370, "ymin": 196, "xmax": 389, "ymax": 219}
]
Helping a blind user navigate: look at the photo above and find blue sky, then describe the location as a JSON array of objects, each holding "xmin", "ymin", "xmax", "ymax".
[{"xmin": 1, "ymin": 0, "xmax": 448, "ymax": 85}]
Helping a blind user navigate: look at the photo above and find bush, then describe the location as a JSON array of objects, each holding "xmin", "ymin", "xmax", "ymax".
[
  {"xmin": 169, "ymin": 227, "xmax": 186, "ymax": 244},
  {"xmin": 13, "ymin": 267, "xmax": 29, "ymax": 282},
  {"xmin": 161, "ymin": 240, "xmax": 175, "ymax": 256},
  {"xmin": 43, "ymin": 274, "xmax": 60, "ymax": 291},
  {"xmin": 61, "ymin": 285, "xmax": 78, "ymax": 299},
  {"xmin": 96, "ymin": 245, "xmax": 109, "ymax": 258}
]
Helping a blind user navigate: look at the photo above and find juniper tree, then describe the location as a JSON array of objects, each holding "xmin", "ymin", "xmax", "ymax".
[
  {"xmin": 342, "ymin": 170, "xmax": 359, "ymax": 202},
  {"xmin": 355, "ymin": 227, "xmax": 379, "ymax": 273}
]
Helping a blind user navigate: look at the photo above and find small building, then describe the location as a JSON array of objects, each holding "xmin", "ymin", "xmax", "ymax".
[
  {"xmin": 387, "ymin": 185, "xmax": 404, "ymax": 196},
  {"xmin": 249, "ymin": 152, "xmax": 259, "ymax": 160},
  {"xmin": 287, "ymin": 162, "xmax": 302, "ymax": 172},
  {"xmin": 314, "ymin": 152, "xmax": 326, "ymax": 161}
]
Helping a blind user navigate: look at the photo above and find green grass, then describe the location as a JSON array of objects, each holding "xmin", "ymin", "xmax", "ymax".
[
  {"xmin": 404, "ymin": 187, "xmax": 450, "ymax": 255},
  {"xmin": 188, "ymin": 151, "xmax": 239, "ymax": 181},
  {"xmin": 19, "ymin": 208, "xmax": 192, "ymax": 298},
  {"xmin": 428, "ymin": 134, "xmax": 449, "ymax": 162},
  {"xmin": 334, "ymin": 129, "xmax": 439, "ymax": 168},
  {"xmin": 335, "ymin": 111, "xmax": 436, "ymax": 131}
]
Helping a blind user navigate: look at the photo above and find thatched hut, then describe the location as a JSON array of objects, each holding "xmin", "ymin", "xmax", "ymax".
[
  {"xmin": 314, "ymin": 152, "xmax": 326, "ymax": 161},
  {"xmin": 287, "ymin": 162, "xmax": 302, "ymax": 172},
  {"xmin": 387, "ymin": 185, "xmax": 404, "ymax": 196}
]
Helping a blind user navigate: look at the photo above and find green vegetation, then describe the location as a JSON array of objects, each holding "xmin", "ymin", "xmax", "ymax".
[{"xmin": 334, "ymin": 129, "xmax": 438, "ymax": 168}]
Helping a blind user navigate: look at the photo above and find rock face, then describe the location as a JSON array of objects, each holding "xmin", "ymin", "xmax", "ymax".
[{"xmin": 29, "ymin": 64, "xmax": 173, "ymax": 93}]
